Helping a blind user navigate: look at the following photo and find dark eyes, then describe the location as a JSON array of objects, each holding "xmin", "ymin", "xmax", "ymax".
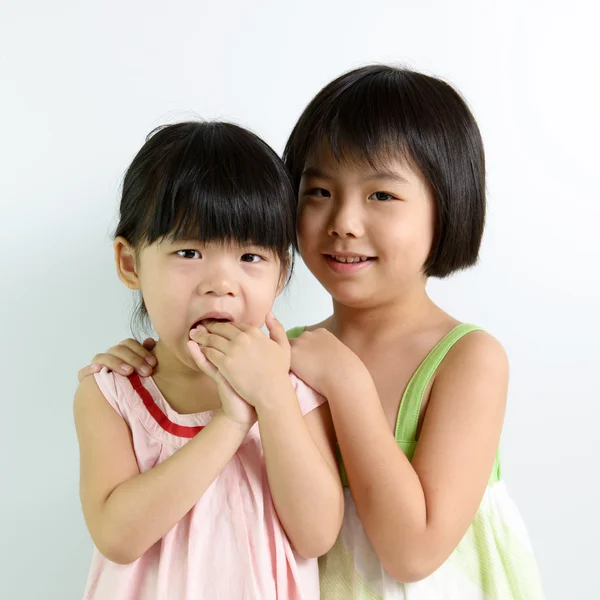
[
  {"xmin": 176, "ymin": 250, "xmax": 263, "ymax": 263},
  {"xmin": 306, "ymin": 188, "xmax": 331, "ymax": 198},
  {"xmin": 176, "ymin": 249, "xmax": 201, "ymax": 259},
  {"xmin": 369, "ymin": 192, "xmax": 396, "ymax": 201},
  {"xmin": 241, "ymin": 254, "xmax": 262, "ymax": 263},
  {"xmin": 305, "ymin": 188, "xmax": 397, "ymax": 202}
]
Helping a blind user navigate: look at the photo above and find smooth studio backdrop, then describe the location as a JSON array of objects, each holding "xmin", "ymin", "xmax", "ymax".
[{"xmin": 2, "ymin": 1, "xmax": 599, "ymax": 598}]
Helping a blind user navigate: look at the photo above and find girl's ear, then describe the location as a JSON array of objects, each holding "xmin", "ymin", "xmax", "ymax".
[{"xmin": 114, "ymin": 237, "xmax": 141, "ymax": 290}]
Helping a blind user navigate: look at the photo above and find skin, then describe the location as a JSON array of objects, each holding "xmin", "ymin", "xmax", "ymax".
[
  {"xmin": 83, "ymin": 148, "xmax": 508, "ymax": 583},
  {"xmin": 74, "ymin": 237, "xmax": 343, "ymax": 565}
]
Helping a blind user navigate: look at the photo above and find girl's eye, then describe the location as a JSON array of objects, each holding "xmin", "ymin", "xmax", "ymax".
[
  {"xmin": 306, "ymin": 187, "xmax": 331, "ymax": 198},
  {"xmin": 176, "ymin": 249, "xmax": 201, "ymax": 259},
  {"xmin": 241, "ymin": 253, "xmax": 262, "ymax": 263},
  {"xmin": 370, "ymin": 191, "xmax": 396, "ymax": 201}
]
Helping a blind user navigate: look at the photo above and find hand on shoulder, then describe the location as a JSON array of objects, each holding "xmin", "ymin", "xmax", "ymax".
[{"xmin": 290, "ymin": 328, "xmax": 368, "ymax": 397}]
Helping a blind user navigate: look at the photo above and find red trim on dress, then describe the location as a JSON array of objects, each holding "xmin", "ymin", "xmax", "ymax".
[{"xmin": 129, "ymin": 374, "xmax": 205, "ymax": 438}]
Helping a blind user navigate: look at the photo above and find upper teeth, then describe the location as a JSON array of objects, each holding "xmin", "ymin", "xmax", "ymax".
[{"xmin": 331, "ymin": 255, "xmax": 369, "ymax": 263}]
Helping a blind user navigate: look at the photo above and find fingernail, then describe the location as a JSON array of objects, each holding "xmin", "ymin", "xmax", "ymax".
[
  {"xmin": 121, "ymin": 365, "xmax": 132, "ymax": 373},
  {"xmin": 145, "ymin": 356, "xmax": 156, "ymax": 366},
  {"xmin": 140, "ymin": 366, "xmax": 151, "ymax": 376}
]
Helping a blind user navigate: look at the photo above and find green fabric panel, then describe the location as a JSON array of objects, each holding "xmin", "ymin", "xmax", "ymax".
[
  {"xmin": 449, "ymin": 505, "xmax": 545, "ymax": 598},
  {"xmin": 319, "ymin": 535, "xmax": 383, "ymax": 600}
]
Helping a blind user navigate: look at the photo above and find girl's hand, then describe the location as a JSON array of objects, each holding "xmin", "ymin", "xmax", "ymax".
[
  {"xmin": 187, "ymin": 334, "xmax": 256, "ymax": 426},
  {"xmin": 289, "ymin": 328, "xmax": 364, "ymax": 397},
  {"xmin": 189, "ymin": 312, "xmax": 292, "ymax": 410},
  {"xmin": 77, "ymin": 338, "xmax": 157, "ymax": 382}
]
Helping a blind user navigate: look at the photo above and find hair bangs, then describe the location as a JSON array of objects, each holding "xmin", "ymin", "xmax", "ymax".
[
  {"xmin": 117, "ymin": 121, "xmax": 296, "ymax": 262},
  {"xmin": 145, "ymin": 156, "xmax": 292, "ymax": 254}
]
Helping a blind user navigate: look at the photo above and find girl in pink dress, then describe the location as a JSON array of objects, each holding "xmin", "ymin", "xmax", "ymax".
[{"xmin": 74, "ymin": 121, "xmax": 343, "ymax": 600}]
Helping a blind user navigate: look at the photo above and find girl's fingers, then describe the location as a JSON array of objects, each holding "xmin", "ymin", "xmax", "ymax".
[
  {"xmin": 265, "ymin": 312, "xmax": 288, "ymax": 347},
  {"xmin": 187, "ymin": 341, "xmax": 219, "ymax": 379},
  {"xmin": 77, "ymin": 363, "xmax": 102, "ymax": 383},
  {"xmin": 116, "ymin": 338, "xmax": 157, "ymax": 366},
  {"xmin": 199, "ymin": 346, "xmax": 226, "ymax": 370},
  {"xmin": 189, "ymin": 330, "xmax": 231, "ymax": 354},
  {"xmin": 92, "ymin": 347, "xmax": 153, "ymax": 376},
  {"xmin": 203, "ymin": 321, "xmax": 249, "ymax": 340}
]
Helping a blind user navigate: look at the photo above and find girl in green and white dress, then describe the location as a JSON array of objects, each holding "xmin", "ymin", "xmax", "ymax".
[{"xmin": 283, "ymin": 65, "xmax": 545, "ymax": 600}]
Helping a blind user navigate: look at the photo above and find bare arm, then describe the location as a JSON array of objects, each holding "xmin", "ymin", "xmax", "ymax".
[
  {"xmin": 293, "ymin": 330, "xmax": 508, "ymax": 582},
  {"xmin": 74, "ymin": 375, "xmax": 250, "ymax": 565},
  {"xmin": 257, "ymin": 386, "xmax": 343, "ymax": 558},
  {"xmin": 190, "ymin": 315, "xmax": 344, "ymax": 558}
]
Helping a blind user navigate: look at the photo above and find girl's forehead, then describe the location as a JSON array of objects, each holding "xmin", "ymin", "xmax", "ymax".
[
  {"xmin": 303, "ymin": 147, "xmax": 422, "ymax": 186},
  {"xmin": 305, "ymin": 136, "xmax": 417, "ymax": 173}
]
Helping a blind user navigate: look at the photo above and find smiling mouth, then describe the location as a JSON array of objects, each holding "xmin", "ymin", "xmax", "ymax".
[{"xmin": 326, "ymin": 254, "xmax": 375, "ymax": 263}]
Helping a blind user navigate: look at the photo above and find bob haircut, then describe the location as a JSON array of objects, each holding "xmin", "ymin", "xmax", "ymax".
[{"xmin": 283, "ymin": 65, "xmax": 486, "ymax": 278}]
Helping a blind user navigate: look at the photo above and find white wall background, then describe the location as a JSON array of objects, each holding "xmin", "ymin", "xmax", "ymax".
[{"xmin": 2, "ymin": 1, "xmax": 599, "ymax": 598}]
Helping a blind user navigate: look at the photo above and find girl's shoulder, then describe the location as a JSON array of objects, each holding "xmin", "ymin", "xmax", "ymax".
[
  {"xmin": 436, "ymin": 326, "xmax": 508, "ymax": 378},
  {"xmin": 400, "ymin": 324, "xmax": 508, "ymax": 429},
  {"xmin": 73, "ymin": 368, "xmax": 141, "ymax": 433},
  {"xmin": 74, "ymin": 368, "xmax": 123, "ymax": 415},
  {"xmin": 74, "ymin": 369, "xmax": 165, "ymax": 441},
  {"xmin": 425, "ymin": 325, "xmax": 509, "ymax": 426},
  {"xmin": 73, "ymin": 370, "xmax": 135, "ymax": 451}
]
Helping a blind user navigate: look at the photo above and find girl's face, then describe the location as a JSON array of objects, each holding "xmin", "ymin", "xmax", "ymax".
[
  {"xmin": 297, "ymin": 146, "xmax": 436, "ymax": 309},
  {"xmin": 117, "ymin": 239, "xmax": 283, "ymax": 370}
]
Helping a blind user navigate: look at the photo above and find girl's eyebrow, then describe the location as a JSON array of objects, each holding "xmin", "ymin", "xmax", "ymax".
[
  {"xmin": 302, "ymin": 166, "xmax": 332, "ymax": 180},
  {"xmin": 364, "ymin": 167, "xmax": 409, "ymax": 184}
]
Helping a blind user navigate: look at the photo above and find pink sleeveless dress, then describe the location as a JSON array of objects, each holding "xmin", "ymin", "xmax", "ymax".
[{"xmin": 83, "ymin": 369, "xmax": 324, "ymax": 600}]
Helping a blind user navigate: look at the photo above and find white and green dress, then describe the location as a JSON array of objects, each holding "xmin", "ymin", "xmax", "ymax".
[{"xmin": 288, "ymin": 324, "xmax": 544, "ymax": 600}]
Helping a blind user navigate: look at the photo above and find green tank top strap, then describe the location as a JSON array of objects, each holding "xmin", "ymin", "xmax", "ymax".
[
  {"xmin": 395, "ymin": 323, "xmax": 501, "ymax": 485},
  {"xmin": 394, "ymin": 324, "xmax": 482, "ymax": 442}
]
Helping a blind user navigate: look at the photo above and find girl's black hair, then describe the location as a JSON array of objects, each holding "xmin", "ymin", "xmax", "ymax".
[
  {"xmin": 283, "ymin": 65, "xmax": 486, "ymax": 278},
  {"xmin": 116, "ymin": 120, "xmax": 296, "ymax": 261}
]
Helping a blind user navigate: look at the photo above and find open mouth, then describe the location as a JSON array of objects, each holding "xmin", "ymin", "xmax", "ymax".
[{"xmin": 190, "ymin": 313, "xmax": 234, "ymax": 331}]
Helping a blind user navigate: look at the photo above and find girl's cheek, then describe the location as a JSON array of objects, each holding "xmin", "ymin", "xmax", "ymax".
[
  {"xmin": 298, "ymin": 210, "xmax": 322, "ymax": 238},
  {"xmin": 297, "ymin": 210, "xmax": 309, "ymax": 231}
]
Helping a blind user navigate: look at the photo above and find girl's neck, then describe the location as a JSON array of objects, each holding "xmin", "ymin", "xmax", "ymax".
[
  {"xmin": 150, "ymin": 341, "xmax": 221, "ymax": 415},
  {"xmin": 328, "ymin": 285, "xmax": 445, "ymax": 346}
]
